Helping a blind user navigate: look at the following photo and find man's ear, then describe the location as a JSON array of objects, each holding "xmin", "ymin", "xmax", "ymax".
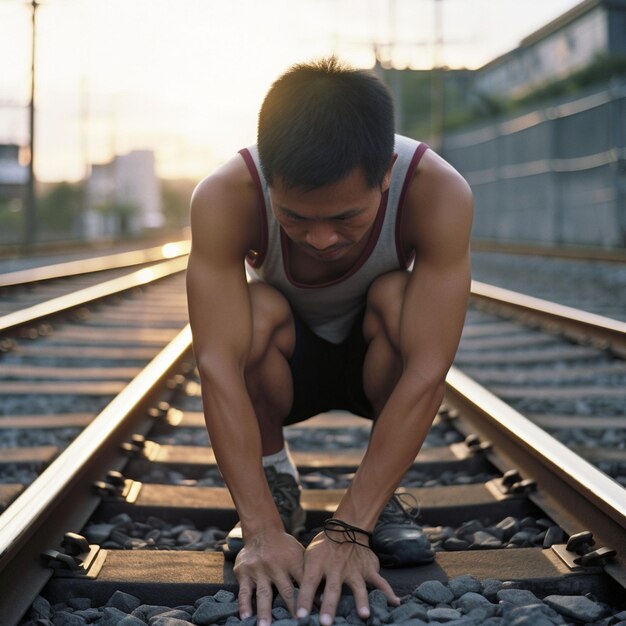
[{"xmin": 380, "ymin": 153, "xmax": 398, "ymax": 193}]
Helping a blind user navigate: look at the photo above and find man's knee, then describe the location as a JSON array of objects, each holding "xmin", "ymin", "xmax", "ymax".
[
  {"xmin": 363, "ymin": 271, "xmax": 410, "ymax": 348},
  {"xmin": 247, "ymin": 282, "xmax": 295, "ymax": 369}
]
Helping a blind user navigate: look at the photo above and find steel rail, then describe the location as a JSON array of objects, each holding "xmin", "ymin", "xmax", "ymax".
[
  {"xmin": 471, "ymin": 239, "xmax": 626, "ymax": 263},
  {"xmin": 0, "ymin": 325, "xmax": 193, "ymax": 624},
  {"xmin": 471, "ymin": 279, "xmax": 626, "ymax": 356},
  {"xmin": 0, "ymin": 255, "xmax": 188, "ymax": 335},
  {"xmin": 445, "ymin": 366, "xmax": 626, "ymax": 581},
  {"xmin": 0, "ymin": 240, "xmax": 190, "ymax": 288}
]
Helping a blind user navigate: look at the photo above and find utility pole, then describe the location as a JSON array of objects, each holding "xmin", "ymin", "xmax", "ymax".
[
  {"xmin": 430, "ymin": 0, "xmax": 444, "ymax": 151},
  {"xmin": 24, "ymin": 0, "xmax": 39, "ymax": 250}
]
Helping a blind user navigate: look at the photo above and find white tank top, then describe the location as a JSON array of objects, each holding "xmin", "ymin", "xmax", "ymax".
[{"xmin": 241, "ymin": 134, "xmax": 428, "ymax": 343}]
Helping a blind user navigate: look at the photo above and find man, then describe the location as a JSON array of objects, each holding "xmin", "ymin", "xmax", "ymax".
[{"xmin": 186, "ymin": 57, "xmax": 472, "ymax": 626}]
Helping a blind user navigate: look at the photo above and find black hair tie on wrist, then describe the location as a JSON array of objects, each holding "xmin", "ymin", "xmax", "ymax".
[{"xmin": 323, "ymin": 518, "xmax": 373, "ymax": 549}]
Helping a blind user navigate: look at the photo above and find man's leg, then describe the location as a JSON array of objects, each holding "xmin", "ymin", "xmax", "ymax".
[
  {"xmin": 244, "ymin": 281, "xmax": 296, "ymax": 456},
  {"xmin": 361, "ymin": 271, "xmax": 435, "ymax": 567},
  {"xmin": 362, "ymin": 271, "xmax": 408, "ymax": 414}
]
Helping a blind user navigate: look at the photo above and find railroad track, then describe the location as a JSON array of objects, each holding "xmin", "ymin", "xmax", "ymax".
[
  {"xmin": 0, "ymin": 255, "xmax": 625, "ymax": 624},
  {"xmin": 459, "ymin": 281, "xmax": 626, "ymax": 489}
]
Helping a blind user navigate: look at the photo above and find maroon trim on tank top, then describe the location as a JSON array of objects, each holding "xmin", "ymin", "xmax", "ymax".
[
  {"xmin": 395, "ymin": 142, "xmax": 430, "ymax": 268},
  {"xmin": 239, "ymin": 148, "xmax": 268, "ymax": 268},
  {"xmin": 281, "ymin": 190, "xmax": 389, "ymax": 289}
]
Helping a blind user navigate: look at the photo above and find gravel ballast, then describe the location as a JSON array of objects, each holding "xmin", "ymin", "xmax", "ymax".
[{"xmin": 20, "ymin": 576, "xmax": 624, "ymax": 625}]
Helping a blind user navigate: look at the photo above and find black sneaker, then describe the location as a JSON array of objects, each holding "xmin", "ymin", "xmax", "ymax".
[
  {"xmin": 371, "ymin": 491, "xmax": 435, "ymax": 568},
  {"xmin": 223, "ymin": 466, "xmax": 306, "ymax": 560}
]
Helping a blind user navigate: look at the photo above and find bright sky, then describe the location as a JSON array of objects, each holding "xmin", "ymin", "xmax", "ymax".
[{"xmin": 0, "ymin": 0, "xmax": 582, "ymax": 183}]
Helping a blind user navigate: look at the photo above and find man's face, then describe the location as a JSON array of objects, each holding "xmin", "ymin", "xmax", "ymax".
[{"xmin": 269, "ymin": 166, "xmax": 391, "ymax": 263}]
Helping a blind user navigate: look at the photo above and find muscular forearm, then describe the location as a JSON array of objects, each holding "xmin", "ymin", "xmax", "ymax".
[
  {"xmin": 334, "ymin": 372, "xmax": 445, "ymax": 530},
  {"xmin": 199, "ymin": 363, "xmax": 283, "ymax": 536}
]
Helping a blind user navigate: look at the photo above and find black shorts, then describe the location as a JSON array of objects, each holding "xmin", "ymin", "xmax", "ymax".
[{"xmin": 285, "ymin": 309, "xmax": 374, "ymax": 425}]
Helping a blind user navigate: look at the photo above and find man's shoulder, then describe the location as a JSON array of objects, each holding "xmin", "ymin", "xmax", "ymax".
[
  {"xmin": 192, "ymin": 152, "xmax": 256, "ymax": 208},
  {"xmin": 402, "ymin": 148, "xmax": 473, "ymax": 252},
  {"xmin": 190, "ymin": 152, "xmax": 261, "ymax": 256}
]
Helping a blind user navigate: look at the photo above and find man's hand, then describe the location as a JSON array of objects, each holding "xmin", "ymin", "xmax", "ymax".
[
  {"xmin": 296, "ymin": 532, "xmax": 400, "ymax": 625},
  {"xmin": 234, "ymin": 529, "xmax": 305, "ymax": 625}
]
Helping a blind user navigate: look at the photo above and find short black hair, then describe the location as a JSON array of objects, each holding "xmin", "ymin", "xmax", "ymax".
[{"xmin": 257, "ymin": 57, "xmax": 395, "ymax": 190}]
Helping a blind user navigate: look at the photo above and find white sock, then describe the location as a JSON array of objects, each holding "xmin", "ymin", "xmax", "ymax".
[{"xmin": 262, "ymin": 443, "xmax": 300, "ymax": 485}]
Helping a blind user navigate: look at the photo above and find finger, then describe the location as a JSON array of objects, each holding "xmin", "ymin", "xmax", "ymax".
[
  {"xmin": 274, "ymin": 573, "xmax": 297, "ymax": 616},
  {"xmin": 255, "ymin": 579, "xmax": 274, "ymax": 626},
  {"xmin": 368, "ymin": 572, "xmax": 400, "ymax": 606},
  {"xmin": 347, "ymin": 579, "xmax": 371, "ymax": 620},
  {"xmin": 289, "ymin": 559, "xmax": 304, "ymax": 587},
  {"xmin": 296, "ymin": 571, "xmax": 321, "ymax": 619},
  {"xmin": 237, "ymin": 578, "xmax": 254, "ymax": 620},
  {"xmin": 319, "ymin": 577, "xmax": 342, "ymax": 626}
]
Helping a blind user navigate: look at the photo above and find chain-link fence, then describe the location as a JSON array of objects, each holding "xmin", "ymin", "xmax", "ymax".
[{"xmin": 441, "ymin": 80, "xmax": 626, "ymax": 248}]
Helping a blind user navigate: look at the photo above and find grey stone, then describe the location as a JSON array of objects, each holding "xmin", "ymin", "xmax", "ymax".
[
  {"xmin": 192, "ymin": 601, "xmax": 240, "ymax": 625},
  {"xmin": 214, "ymin": 590, "xmax": 237, "ymax": 604},
  {"xmin": 508, "ymin": 614, "xmax": 553, "ymax": 626},
  {"xmin": 100, "ymin": 607, "xmax": 133, "ymax": 626},
  {"xmin": 224, "ymin": 617, "xmax": 240, "ymax": 626},
  {"xmin": 151, "ymin": 619, "xmax": 194, "ymax": 626},
  {"xmin": 388, "ymin": 602, "xmax": 428, "ymax": 622},
  {"xmin": 426, "ymin": 607, "xmax": 462, "ymax": 621},
  {"xmin": 454, "ymin": 592, "xmax": 492, "ymax": 613},
  {"xmin": 448, "ymin": 576, "xmax": 482, "ymax": 598},
  {"xmin": 30, "ymin": 596, "xmax": 52, "ymax": 620},
  {"xmin": 508, "ymin": 531, "xmax": 536, "ymax": 546},
  {"xmin": 615, "ymin": 611, "xmax": 626, "ymax": 621},
  {"xmin": 73, "ymin": 608, "xmax": 102, "ymax": 621},
  {"xmin": 84, "ymin": 522, "xmax": 115, "ymax": 544},
  {"xmin": 470, "ymin": 532, "xmax": 502, "ymax": 548},
  {"xmin": 501, "ymin": 604, "xmax": 560, "ymax": 624},
  {"xmin": 239, "ymin": 617, "xmax": 257, "ymax": 626},
  {"xmin": 335, "ymin": 596, "xmax": 356, "ymax": 617},
  {"xmin": 494, "ymin": 517, "xmax": 519, "ymax": 540},
  {"xmin": 149, "ymin": 610, "xmax": 193, "ymax": 622},
  {"xmin": 271, "ymin": 620, "xmax": 298, "ymax": 626},
  {"xmin": 368, "ymin": 590, "xmax": 389, "ymax": 610},
  {"xmin": 117, "ymin": 617, "xmax": 148, "ymax": 626},
  {"xmin": 457, "ymin": 520, "xmax": 484, "ymax": 536},
  {"xmin": 480, "ymin": 579, "xmax": 502, "ymax": 602},
  {"xmin": 543, "ymin": 594, "xmax": 606, "ymax": 622},
  {"xmin": 177, "ymin": 529, "xmax": 203, "ymax": 545},
  {"xmin": 67, "ymin": 598, "xmax": 91, "ymax": 611},
  {"xmin": 107, "ymin": 590, "xmax": 142, "ymax": 613},
  {"xmin": 51, "ymin": 613, "xmax": 87, "ymax": 626},
  {"xmin": 344, "ymin": 608, "xmax": 365, "ymax": 625},
  {"xmin": 272, "ymin": 607, "xmax": 291, "ymax": 621},
  {"xmin": 443, "ymin": 538, "xmax": 471, "ymax": 551},
  {"xmin": 132, "ymin": 605, "xmax": 171, "ymax": 620},
  {"xmin": 414, "ymin": 580, "xmax": 454, "ymax": 605},
  {"xmin": 467, "ymin": 605, "xmax": 500, "ymax": 621},
  {"xmin": 496, "ymin": 589, "xmax": 541, "ymax": 606},
  {"xmin": 396, "ymin": 620, "xmax": 428, "ymax": 626}
]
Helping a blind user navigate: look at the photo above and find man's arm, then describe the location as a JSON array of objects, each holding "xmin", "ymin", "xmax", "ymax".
[
  {"xmin": 336, "ymin": 149, "xmax": 473, "ymax": 528},
  {"xmin": 297, "ymin": 150, "xmax": 473, "ymax": 624},
  {"xmin": 186, "ymin": 157, "xmax": 304, "ymax": 623}
]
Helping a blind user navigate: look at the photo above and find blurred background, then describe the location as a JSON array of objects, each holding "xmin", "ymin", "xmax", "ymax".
[{"xmin": 1, "ymin": 0, "xmax": 625, "ymax": 251}]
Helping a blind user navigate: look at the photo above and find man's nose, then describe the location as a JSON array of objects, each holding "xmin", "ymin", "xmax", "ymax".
[{"xmin": 305, "ymin": 224, "xmax": 339, "ymax": 250}]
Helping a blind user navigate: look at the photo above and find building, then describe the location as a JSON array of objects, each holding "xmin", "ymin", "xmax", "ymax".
[
  {"xmin": 0, "ymin": 144, "xmax": 28, "ymax": 202},
  {"xmin": 84, "ymin": 149, "xmax": 163, "ymax": 239},
  {"xmin": 474, "ymin": 0, "xmax": 626, "ymax": 100}
]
